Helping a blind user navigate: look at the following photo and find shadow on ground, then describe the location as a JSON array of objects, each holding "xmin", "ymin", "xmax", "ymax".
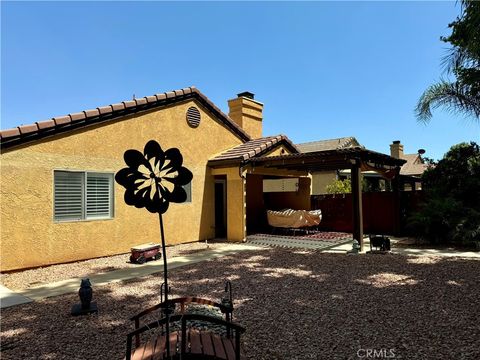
[{"xmin": 1, "ymin": 248, "xmax": 479, "ymax": 360}]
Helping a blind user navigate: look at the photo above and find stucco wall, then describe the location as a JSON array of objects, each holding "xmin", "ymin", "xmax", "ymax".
[
  {"xmin": 311, "ymin": 171, "xmax": 337, "ymax": 195},
  {"xmin": 264, "ymin": 144, "xmax": 291, "ymax": 157},
  {"xmin": 210, "ymin": 167, "xmax": 246, "ymax": 241},
  {"xmin": 0, "ymin": 100, "xmax": 243, "ymax": 271},
  {"xmin": 264, "ymin": 177, "xmax": 312, "ymax": 211}
]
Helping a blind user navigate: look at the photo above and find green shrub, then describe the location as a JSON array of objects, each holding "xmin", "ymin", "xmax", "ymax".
[
  {"xmin": 407, "ymin": 142, "xmax": 480, "ymax": 246},
  {"xmin": 326, "ymin": 179, "xmax": 351, "ymax": 194}
]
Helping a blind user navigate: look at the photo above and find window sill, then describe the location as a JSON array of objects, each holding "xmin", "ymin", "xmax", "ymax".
[{"xmin": 54, "ymin": 217, "xmax": 114, "ymax": 224}]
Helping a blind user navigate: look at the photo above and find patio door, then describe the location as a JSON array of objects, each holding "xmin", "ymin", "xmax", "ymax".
[{"xmin": 214, "ymin": 179, "xmax": 227, "ymax": 238}]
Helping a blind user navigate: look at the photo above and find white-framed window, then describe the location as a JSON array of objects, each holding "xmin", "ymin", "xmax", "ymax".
[
  {"xmin": 54, "ymin": 170, "xmax": 114, "ymax": 222},
  {"xmin": 183, "ymin": 182, "xmax": 192, "ymax": 203}
]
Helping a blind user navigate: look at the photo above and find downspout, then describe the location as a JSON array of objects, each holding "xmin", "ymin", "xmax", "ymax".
[{"xmin": 239, "ymin": 160, "xmax": 249, "ymax": 242}]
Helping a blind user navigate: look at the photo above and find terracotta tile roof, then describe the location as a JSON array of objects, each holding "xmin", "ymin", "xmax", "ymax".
[
  {"xmin": 0, "ymin": 86, "xmax": 251, "ymax": 150},
  {"xmin": 400, "ymin": 153, "xmax": 428, "ymax": 176},
  {"xmin": 296, "ymin": 136, "xmax": 361, "ymax": 152},
  {"xmin": 209, "ymin": 135, "xmax": 299, "ymax": 163}
]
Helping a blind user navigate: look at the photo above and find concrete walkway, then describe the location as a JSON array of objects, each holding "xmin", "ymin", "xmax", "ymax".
[
  {"xmin": 0, "ymin": 284, "xmax": 33, "ymax": 308},
  {"xmin": 323, "ymin": 238, "xmax": 480, "ymax": 258},
  {"xmin": 1, "ymin": 244, "xmax": 260, "ymax": 308}
]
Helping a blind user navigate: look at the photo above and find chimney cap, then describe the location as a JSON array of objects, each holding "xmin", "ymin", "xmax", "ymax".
[
  {"xmin": 392, "ymin": 140, "xmax": 401, "ymax": 145},
  {"xmin": 237, "ymin": 91, "xmax": 255, "ymax": 100}
]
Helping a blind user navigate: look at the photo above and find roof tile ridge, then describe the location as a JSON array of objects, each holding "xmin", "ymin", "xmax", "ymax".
[
  {"xmin": 2, "ymin": 86, "xmax": 199, "ymax": 137},
  {"xmin": 1, "ymin": 85, "xmax": 255, "ymax": 147},
  {"xmin": 190, "ymin": 88, "xmax": 251, "ymax": 142},
  {"xmin": 277, "ymin": 133, "xmax": 300, "ymax": 153}
]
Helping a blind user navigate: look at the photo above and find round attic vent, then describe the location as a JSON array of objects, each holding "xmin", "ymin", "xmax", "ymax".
[{"xmin": 186, "ymin": 106, "xmax": 201, "ymax": 128}]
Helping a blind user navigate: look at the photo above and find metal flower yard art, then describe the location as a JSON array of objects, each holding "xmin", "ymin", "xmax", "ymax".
[
  {"xmin": 118, "ymin": 140, "xmax": 245, "ymax": 360},
  {"xmin": 116, "ymin": 140, "xmax": 192, "ymax": 358},
  {"xmin": 115, "ymin": 140, "xmax": 193, "ymax": 214}
]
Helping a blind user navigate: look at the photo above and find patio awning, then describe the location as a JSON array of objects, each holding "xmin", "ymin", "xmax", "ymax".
[{"xmin": 209, "ymin": 147, "xmax": 406, "ymax": 251}]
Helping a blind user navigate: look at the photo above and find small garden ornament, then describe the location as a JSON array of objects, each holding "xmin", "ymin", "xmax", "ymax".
[
  {"xmin": 115, "ymin": 140, "xmax": 192, "ymax": 359},
  {"xmin": 71, "ymin": 278, "xmax": 98, "ymax": 316},
  {"xmin": 347, "ymin": 239, "xmax": 361, "ymax": 255}
]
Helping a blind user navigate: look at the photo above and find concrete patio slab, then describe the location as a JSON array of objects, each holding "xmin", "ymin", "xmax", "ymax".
[
  {"xmin": 247, "ymin": 234, "xmax": 352, "ymax": 250},
  {"xmin": 0, "ymin": 284, "xmax": 33, "ymax": 308}
]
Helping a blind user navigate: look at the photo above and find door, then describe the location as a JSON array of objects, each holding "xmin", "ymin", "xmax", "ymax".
[{"xmin": 214, "ymin": 180, "xmax": 227, "ymax": 238}]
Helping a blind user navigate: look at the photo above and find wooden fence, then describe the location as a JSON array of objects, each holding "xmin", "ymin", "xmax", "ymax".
[{"xmin": 311, "ymin": 191, "xmax": 424, "ymax": 235}]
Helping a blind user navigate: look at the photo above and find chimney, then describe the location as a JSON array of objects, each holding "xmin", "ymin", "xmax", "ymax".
[
  {"xmin": 228, "ymin": 91, "xmax": 263, "ymax": 139},
  {"xmin": 390, "ymin": 140, "xmax": 404, "ymax": 159}
]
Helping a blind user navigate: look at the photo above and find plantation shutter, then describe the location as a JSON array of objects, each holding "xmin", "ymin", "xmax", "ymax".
[
  {"xmin": 54, "ymin": 171, "xmax": 84, "ymax": 221},
  {"xmin": 86, "ymin": 173, "xmax": 113, "ymax": 219}
]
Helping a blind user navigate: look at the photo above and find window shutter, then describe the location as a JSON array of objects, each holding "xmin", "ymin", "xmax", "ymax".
[
  {"xmin": 86, "ymin": 173, "xmax": 113, "ymax": 219},
  {"xmin": 54, "ymin": 171, "xmax": 84, "ymax": 221}
]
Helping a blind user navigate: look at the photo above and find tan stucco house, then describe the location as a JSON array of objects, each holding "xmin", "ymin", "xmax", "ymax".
[{"xmin": 0, "ymin": 88, "xmax": 306, "ymax": 271}]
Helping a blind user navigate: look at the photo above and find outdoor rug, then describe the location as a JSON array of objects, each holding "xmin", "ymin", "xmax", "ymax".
[{"xmin": 246, "ymin": 231, "xmax": 352, "ymax": 250}]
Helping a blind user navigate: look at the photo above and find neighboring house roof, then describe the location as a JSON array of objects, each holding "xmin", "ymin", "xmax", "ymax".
[
  {"xmin": 296, "ymin": 136, "xmax": 361, "ymax": 153},
  {"xmin": 209, "ymin": 135, "xmax": 299, "ymax": 164},
  {"xmin": 0, "ymin": 86, "xmax": 251, "ymax": 150},
  {"xmin": 400, "ymin": 153, "xmax": 429, "ymax": 176}
]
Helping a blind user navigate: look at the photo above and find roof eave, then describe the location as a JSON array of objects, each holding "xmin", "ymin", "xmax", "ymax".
[{"xmin": 0, "ymin": 87, "xmax": 251, "ymax": 151}]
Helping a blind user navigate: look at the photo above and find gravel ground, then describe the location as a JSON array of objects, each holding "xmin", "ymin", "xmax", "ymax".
[
  {"xmin": 1, "ymin": 248, "xmax": 479, "ymax": 360},
  {"xmin": 0, "ymin": 241, "xmax": 225, "ymax": 290}
]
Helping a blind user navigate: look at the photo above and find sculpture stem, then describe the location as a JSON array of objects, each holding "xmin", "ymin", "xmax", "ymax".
[{"xmin": 159, "ymin": 213, "xmax": 171, "ymax": 359}]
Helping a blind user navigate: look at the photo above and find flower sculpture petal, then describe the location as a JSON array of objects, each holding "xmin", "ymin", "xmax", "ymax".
[{"xmin": 115, "ymin": 140, "xmax": 193, "ymax": 214}]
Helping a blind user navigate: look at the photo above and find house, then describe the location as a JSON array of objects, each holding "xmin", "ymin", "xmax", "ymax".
[
  {"xmin": 390, "ymin": 140, "xmax": 429, "ymax": 190},
  {"xmin": 0, "ymin": 88, "xmax": 302, "ymax": 271},
  {"xmin": 0, "ymin": 88, "xmax": 404, "ymax": 271},
  {"xmin": 296, "ymin": 137, "xmax": 362, "ymax": 194}
]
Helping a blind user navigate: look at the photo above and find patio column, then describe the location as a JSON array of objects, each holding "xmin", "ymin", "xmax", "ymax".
[
  {"xmin": 226, "ymin": 173, "xmax": 246, "ymax": 241},
  {"xmin": 351, "ymin": 160, "xmax": 364, "ymax": 251},
  {"xmin": 211, "ymin": 166, "xmax": 247, "ymax": 241}
]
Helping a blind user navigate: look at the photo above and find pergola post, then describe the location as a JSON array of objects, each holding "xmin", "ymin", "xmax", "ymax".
[
  {"xmin": 392, "ymin": 167, "xmax": 402, "ymax": 235},
  {"xmin": 351, "ymin": 160, "xmax": 364, "ymax": 251}
]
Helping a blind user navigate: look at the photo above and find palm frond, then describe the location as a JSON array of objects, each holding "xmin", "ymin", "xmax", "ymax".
[
  {"xmin": 415, "ymin": 80, "xmax": 480, "ymax": 123},
  {"xmin": 441, "ymin": 47, "xmax": 472, "ymax": 75}
]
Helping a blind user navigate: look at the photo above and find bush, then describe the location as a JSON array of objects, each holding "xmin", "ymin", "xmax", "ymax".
[
  {"xmin": 407, "ymin": 142, "xmax": 480, "ymax": 246},
  {"xmin": 326, "ymin": 179, "xmax": 351, "ymax": 194}
]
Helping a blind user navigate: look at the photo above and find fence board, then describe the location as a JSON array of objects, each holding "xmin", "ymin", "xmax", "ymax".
[{"xmin": 311, "ymin": 191, "xmax": 423, "ymax": 235}]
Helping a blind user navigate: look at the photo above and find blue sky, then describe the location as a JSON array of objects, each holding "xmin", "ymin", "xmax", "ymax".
[{"xmin": 2, "ymin": 1, "xmax": 479, "ymax": 160}]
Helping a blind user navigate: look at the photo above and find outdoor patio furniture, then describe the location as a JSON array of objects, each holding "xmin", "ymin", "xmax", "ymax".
[
  {"xmin": 267, "ymin": 209, "xmax": 322, "ymax": 235},
  {"xmin": 125, "ymin": 297, "xmax": 245, "ymax": 360},
  {"xmin": 368, "ymin": 235, "xmax": 391, "ymax": 252}
]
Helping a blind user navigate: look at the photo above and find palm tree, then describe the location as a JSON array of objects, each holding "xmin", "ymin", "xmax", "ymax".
[{"xmin": 416, "ymin": 0, "xmax": 480, "ymax": 123}]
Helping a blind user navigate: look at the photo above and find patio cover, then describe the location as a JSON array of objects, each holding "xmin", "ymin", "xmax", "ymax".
[{"xmin": 209, "ymin": 147, "xmax": 406, "ymax": 251}]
